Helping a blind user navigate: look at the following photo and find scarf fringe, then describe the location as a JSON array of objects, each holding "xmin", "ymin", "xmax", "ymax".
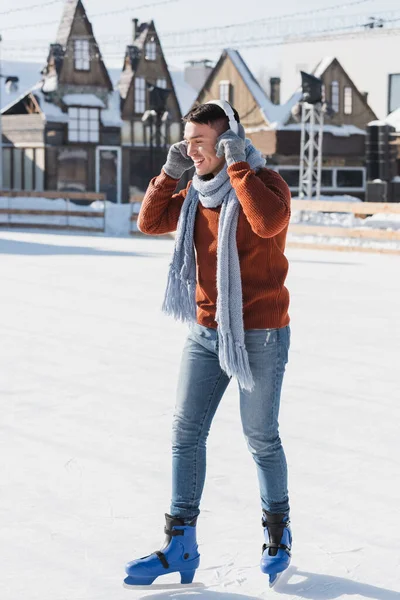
[
  {"xmin": 218, "ymin": 331, "xmax": 255, "ymax": 392},
  {"xmin": 162, "ymin": 267, "xmax": 196, "ymax": 323}
]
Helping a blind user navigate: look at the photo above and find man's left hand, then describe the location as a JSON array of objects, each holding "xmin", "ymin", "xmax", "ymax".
[{"xmin": 215, "ymin": 124, "xmax": 246, "ymax": 167}]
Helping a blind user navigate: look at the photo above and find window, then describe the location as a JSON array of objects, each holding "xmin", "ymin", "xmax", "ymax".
[
  {"xmin": 321, "ymin": 84, "xmax": 326, "ymax": 103},
  {"xmin": 388, "ymin": 73, "xmax": 400, "ymax": 114},
  {"xmin": 2, "ymin": 147, "xmax": 11, "ymax": 189},
  {"xmin": 74, "ymin": 39, "xmax": 90, "ymax": 71},
  {"xmin": 156, "ymin": 78, "xmax": 167, "ymax": 89},
  {"xmin": 68, "ymin": 107, "xmax": 99, "ymax": 143},
  {"xmin": 331, "ymin": 81, "xmax": 339, "ymax": 113},
  {"xmin": 135, "ymin": 77, "xmax": 146, "ymax": 113},
  {"xmin": 145, "ymin": 41, "xmax": 156, "ymax": 60},
  {"xmin": 278, "ymin": 168, "xmax": 300, "ymax": 188},
  {"xmin": 337, "ymin": 169, "xmax": 364, "ymax": 188},
  {"xmin": 344, "ymin": 87, "xmax": 353, "ymax": 115},
  {"xmin": 219, "ymin": 80, "xmax": 232, "ymax": 103},
  {"xmin": 321, "ymin": 169, "xmax": 333, "ymax": 187}
]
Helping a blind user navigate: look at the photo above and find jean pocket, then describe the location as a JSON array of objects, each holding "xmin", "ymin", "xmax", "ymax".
[{"xmin": 246, "ymin": 328, "xmax": 279, "ymax": 347}]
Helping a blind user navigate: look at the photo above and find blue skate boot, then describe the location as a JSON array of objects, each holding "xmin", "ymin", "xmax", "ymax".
[
  {"xmin": 124, "ymin": 514, "xmax": 200, "ymax": 586},
  {"xmin": 260, "ymin": 510, "xmax": 292, "ymax": 587}
]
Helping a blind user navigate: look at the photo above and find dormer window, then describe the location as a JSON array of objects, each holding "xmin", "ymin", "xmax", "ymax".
[
  {"xmin": 219, "ymin": 80, "xmax": 233, "ymax": 103},
  {"xmin": 331, "ymin": 81, "xmax": 339, "ymax": 113},
  {"xmin": 74, "ymin": 39, "xmax": 90, "ymax": 71},
  {"xmin": 68, "ymin": 107, "xmax": 99, "ymax": 143},
  {"xmin": 145, "ymin": 41, "xmax": 156, "ymax": 61},
  {"xmin": 135, "ymin": 77, "xmax": 146, "ymax": 113},
  {"xmin": 344, "ymin": 87, "xmax": 353, "ymax": 114},
  {"xmin": 156, "ymin": 78, "xmax": 167, "ymax": 89}
]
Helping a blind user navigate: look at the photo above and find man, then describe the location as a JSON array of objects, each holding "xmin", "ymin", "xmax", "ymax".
[{"xmin": 125, "ymin": 101, "xmax": 292, "ymax": 588}]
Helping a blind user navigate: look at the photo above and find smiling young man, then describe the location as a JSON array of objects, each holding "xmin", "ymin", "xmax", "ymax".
[{"xmin": 125, "ymin": 101, "xmax": 292, "ymax": 587}]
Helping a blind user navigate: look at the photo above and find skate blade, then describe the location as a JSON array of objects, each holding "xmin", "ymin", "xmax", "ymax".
[
  {"xmin": 269, "ymin": 572, "xmax": 282, "ymax": 588},
  {"xmin": 123, "ymin": 580, "xmax": 203, "ymax": 590}
]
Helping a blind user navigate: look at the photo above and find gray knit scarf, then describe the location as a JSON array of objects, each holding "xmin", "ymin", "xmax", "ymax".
[{"xmin": 162, "ymin": 139, "xmax": 266, "ymax": 391}]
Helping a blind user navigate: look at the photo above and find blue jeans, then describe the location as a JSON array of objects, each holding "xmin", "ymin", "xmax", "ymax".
[{"xmin": 170, "ymin": 323, "xmax": 291, "ymax": 520}]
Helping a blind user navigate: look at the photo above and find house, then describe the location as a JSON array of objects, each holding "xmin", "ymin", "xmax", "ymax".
[
  {"xmin": 0, "ymin": 0, "xmax": 182, "ymax": 202},
  {"xmin": 192, "ymin": 49, "xmax": 378, "ymax": 199},
  {"xmin": 280, "ymin": 33, "xmax": 400, "ymax": 121},
  {"xmin": 117, "ymin": 18, "xmax": 182, "ymax": 194}
]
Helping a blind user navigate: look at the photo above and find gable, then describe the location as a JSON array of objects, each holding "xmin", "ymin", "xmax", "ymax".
[
  {"xmin": 120, "ymin": 22, "xmax": 181, "ymax": 122},
  {"xmin": 195, "ymin": 49, "xmax": 300, "ymax": 128},
  {"xmin": 44, "ymin": 0, "xmax": 112, "ymax": 91},
  {"xmin": 312, "ymin": 57, "xmax": 377, "ymax": 127}
]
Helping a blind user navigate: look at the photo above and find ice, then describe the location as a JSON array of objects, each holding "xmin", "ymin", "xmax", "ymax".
[{"xmin": 0, "ymin": 231, "xmax": 399, "ymax": 599}]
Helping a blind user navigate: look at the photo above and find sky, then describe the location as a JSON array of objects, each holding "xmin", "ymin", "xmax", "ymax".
[{"xmin": 0, "ymin": 0, "xmax": 399, "ymax": 79}]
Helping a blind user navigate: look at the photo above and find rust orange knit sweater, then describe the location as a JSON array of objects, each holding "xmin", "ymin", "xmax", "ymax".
[{"xmin": 138, "ymin": 161, "xmax": 291, "ymax": 330}]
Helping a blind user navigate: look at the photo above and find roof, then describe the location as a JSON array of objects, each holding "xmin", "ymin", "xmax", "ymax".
[
  {"xmin": 169, "ymin": 70, "xmax": 198, "ymax": 115},
  {"xmin": 386, "ymin": 108, "xmax": 400, "ymax": 132},
  {"xmin": 2, "ymin": 79, "xmax": 122, "ymax": 127},
  {"xmin": 56, "ymin": 0, "xmax": 81, "ymax": 47},
  {"xmin": 62, "ymin": 94, "xmax": 105, "ymax": 108},
  {"xmin": 313, "ymin": 57, "xmax": 335, "ymax": 79},
  {"xmin": 101, "ymin": 90, "xmax": 122, "ymax": 127},
  {"xmin": 224, "ymin": 49, "xmax": 301, "ymax": 127},
  {"xmin": 277, "ymin": 123, "xmax": 366, "ymax": 137}
]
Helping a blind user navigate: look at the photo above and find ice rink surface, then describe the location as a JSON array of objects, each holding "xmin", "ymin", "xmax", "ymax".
[{"xmin": 0, "ymin": 231, "xmax": 398, "ymax": 600}]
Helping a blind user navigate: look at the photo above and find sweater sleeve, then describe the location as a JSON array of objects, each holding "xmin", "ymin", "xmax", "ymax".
[
  {"xmin": 137, "ymin": 169, "xmax": 190, "ymax": 235},
  {"xmin": 227, "ymin": 162, "xmax": 291, "ymax": 238}
]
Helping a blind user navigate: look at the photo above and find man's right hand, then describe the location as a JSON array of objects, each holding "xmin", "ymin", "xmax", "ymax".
[{"xmin": 163, "ymin": 141, "xmax": 194, "ymax": 180}]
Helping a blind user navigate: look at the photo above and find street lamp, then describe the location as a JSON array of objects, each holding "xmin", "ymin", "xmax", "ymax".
[
  {"xmin": 0, "ymin": 34, "xmax": 19, "ymax": 189},
  {"xmin": 142, "ymin": 83, "xmax": 171, "ymax": 176}
]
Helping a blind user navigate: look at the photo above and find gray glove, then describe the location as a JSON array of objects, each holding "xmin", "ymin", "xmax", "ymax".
[
  {"xmin": 215, "ymin": 124, "xmax": 246, "ymax": 166},
  {"xmin": 163, "ymin": 141, "xmax": 194, "ymax": 179}
]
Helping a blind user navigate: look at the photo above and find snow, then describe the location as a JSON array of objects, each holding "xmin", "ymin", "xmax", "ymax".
[
  {"xmin": 313, "ymin": 56, "xmax": 335, "ymax": 79},
  {"xmin": 386, "ymin": 108, "xmax": 400, "ymax": 132},
  {"xmin": 0, "ymin": 60, "xmax": 44, "ymax": 112},
  {"xmin": 101, "ymin": 90, "xmax": 123, "ymax": 127},
  {"xmin": 62, "ymin": 94, "xmax": 106, "ymax": 108},
  {"xmin": 0, "ymin": 197, "xmax": 134, "ymax": 236},
  {"xmin": 1, "ymin": 82, "xmax": 70, "ymax": 123},
  {"xmin": 42, "ymin": 74, "xmax": 58, "ymax": 93},
  {"xmin": 170, "ymin": 69, "xmax": 198, "ymax": 115},
  {"xmin": 280, "ymin": 123, "xmax": 366, "ymax": 137},
  {"xmin": 226, "ymin": 49, "xmax": 301, "ymax": 127},
  {"xmin": 293, "ymin": 194, "xmax": 362, "ymax": 203},
  {"xmin": 0, "ymin": 231, "xmax": 399, "ymax": 599}
]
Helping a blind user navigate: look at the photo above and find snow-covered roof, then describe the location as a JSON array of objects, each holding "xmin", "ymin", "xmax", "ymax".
[
  {"xmin": 278, "ymin": 123, "xmax": 366, "ymax": 137},
  {"xmin": 385, "ymin": 108, "xmax": 400, "ymax": 132},
  {"xmin": 56, "ymin": 0, "xmax": 80, "ymax": 47},
  {"xmin": 101, "ymin": 90, "xmax": 122, "ymax": 127},
  {"xmin": 42, "ymin": 74, "xmax": 58, "ymax": 93},
  {"xmin": 225, "ymin": 49, "xmax": 301, "ymax": 127},
  {"xmin": 62, "ymin": 94, "xmax": 105, "ymax": 108},
  {"xmin": 313, "ymin": 57, "xmax": 335, "ymax": 79},
  {"xmin": 169, "ymin": 70, "xmax": 198, "ymax": 115}
]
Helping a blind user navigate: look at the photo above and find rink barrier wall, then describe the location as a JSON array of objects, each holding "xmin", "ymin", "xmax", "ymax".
[
  {"xmin": 0, "ymin": 191, "xmax": 106, "ymax": 233},
  {"xmin": 130, "ymin": 195, "xmax": 400, "ymax": 253},
  {"xmin": 289, "ymin": 199, "xmax": 400, "ymax": 254}
]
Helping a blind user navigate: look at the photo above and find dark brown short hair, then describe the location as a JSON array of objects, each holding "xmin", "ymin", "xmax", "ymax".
[{"xmin": 183, "ymin": 102, "xmax": 240, "ymax": 129}]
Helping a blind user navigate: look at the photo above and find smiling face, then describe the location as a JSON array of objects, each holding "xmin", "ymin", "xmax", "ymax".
[{"xmin": 184, "ymin": 121, "xmax": 226, "ymax": 177}]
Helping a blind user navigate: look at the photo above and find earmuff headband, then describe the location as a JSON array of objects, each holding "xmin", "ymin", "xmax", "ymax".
[{"xmin": 205, "ymin": 99, "xmax": 239, "ymax": 135}]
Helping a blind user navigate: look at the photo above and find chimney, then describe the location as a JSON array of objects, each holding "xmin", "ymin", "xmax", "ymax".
[
  {"xmin": 270, "ymin": 77, "xmax": 281, "ymax": 105},
  {"xmin": 184, "ymin": 59, "xmax": 214, "ymax": 92},
  {"xmin": 132, "ymin": 18, "xmax": 139, "ymax": 42},
  {"xmin": 362, "ymin": 91, "xmax": 369, "ymax": 102}
]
